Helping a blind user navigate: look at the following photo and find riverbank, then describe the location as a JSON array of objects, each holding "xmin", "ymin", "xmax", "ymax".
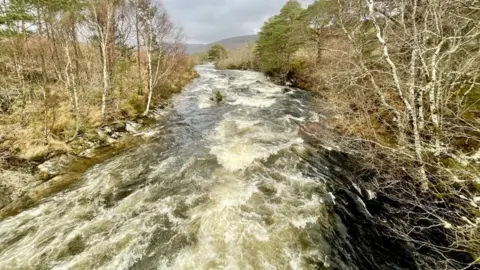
[
  {"xmin": 0, "ymin": 105, "xmax": 164, "ymax": 217},
  {"xmin": 0, "ymin": 66, "xmax": 199, "ymax": 216},
  {"xmin": 299, "ymin": 120, "xmax": 479, "ymax": 269},
  {"xmin": 216, "ymin": 53, "xmax": 480, "ymax": 267}
]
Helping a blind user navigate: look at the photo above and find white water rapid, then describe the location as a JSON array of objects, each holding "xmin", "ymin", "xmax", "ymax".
[{"xmin": 0, "ymin": 65, "xmax": 334, "ymax": 270}]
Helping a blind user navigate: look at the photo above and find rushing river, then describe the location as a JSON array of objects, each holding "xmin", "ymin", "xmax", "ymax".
[{"xmin": 0, "ymin": 65, "xmax": 414, "ymax": 270}]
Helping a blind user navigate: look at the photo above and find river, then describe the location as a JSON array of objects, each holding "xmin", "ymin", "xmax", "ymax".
[{"xmin": 0, "ymin": 65, "xmax": 414, "ymax": 270}]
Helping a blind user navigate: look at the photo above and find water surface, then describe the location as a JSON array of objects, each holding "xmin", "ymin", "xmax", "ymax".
[{"xmin": 0, "ymin": 65, "xmax": 342, "ymax": 269}]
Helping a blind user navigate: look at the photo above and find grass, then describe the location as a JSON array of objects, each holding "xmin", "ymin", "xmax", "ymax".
[
  {"xmin": 0, "ymin": 47, "xmax": 198, "ymax": 162},
  {"xmin": 216, "ymin": 44, "xmax": 256, "ymax": 70}
]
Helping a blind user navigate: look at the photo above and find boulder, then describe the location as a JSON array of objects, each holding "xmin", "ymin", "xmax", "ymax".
[
  {"xmin": 37, "ymin": 155, "xmax": 74, "ymax": 180},
  {"xmin": 110, "ymin": 132, "xmax": 122, "ymax": 139},
  {"xmin": 126, "ymin": 121, "xmax": 140, "ymax": 133}
]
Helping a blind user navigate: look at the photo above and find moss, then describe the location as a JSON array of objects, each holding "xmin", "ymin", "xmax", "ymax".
[
  {"xmin": 38, "ymin": 171, "xmax": 50, "ymax": 181},
  {"xmin": 435, "ymin": 193, "xmax": 448, "ymax": 199},
  {"xmin": 128, "ymin": 94, "xmax": 145, "ymax": 115},
  {"xmin": 215, "ymin": 91, "xmax": 223, "ymax": 103},
  {"xmin": 475, "ymin": 182, "xmax": 480, "ymax": 193}
]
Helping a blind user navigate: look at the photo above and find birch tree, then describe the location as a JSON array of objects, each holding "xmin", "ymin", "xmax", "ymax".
[
  {"xmin": 135, "ymin": 0, "xmax": 174, "ymax": 115},
  {"xmin": 327, "ymin": 1, "xmax": 480, "ymax": 267},
  {"xmin": 88, "ymin": 0, "xmax": 116, "ymax": 119}
]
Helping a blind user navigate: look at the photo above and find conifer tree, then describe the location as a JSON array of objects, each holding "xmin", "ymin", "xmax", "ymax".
[{"xmin": 255, "ymin": 0, "xmax": 303, "ymax": 81}]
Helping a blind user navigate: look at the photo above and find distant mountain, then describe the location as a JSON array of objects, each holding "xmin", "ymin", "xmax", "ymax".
[
  {"xmin": 184, "ymin": 44, "xmax": 205, "ymax": 54},
  {"xmin": 185, "ymin": 35, "xmax": 258, "ymax": 54}
]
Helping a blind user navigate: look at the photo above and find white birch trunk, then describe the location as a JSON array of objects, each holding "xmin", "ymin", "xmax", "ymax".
[
  {"xmin": 65, "ymin": 44, "xmax": 80, "ymax": 141},
  {"xmin": 366, "ymin": 0, "xmax": 428, "ymax": 189},
  {"xmin": 143, "ymin": 16, "xmax": 154, "ymax": 116}
]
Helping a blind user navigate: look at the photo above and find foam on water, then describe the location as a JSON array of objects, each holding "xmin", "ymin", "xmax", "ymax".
[
  {"xmin": 0, "ymin": 64, "xmax": 330, "ymax": 270},
  {"xmin": 229, "ymin": 96, "xmax": 277, "ymax": 108}
]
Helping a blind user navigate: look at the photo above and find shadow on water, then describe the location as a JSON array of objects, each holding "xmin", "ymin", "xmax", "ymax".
[
  {"xmin": 298, "ymin": 138, "xmax": 476, "ymax": 270},
  {"xmin": 292, "ymin": 139, "xmax": 417, "ymax": 270}
]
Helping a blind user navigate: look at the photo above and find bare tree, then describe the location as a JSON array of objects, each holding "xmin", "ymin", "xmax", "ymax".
[
  {"xmin": 135, "ymin": 0, "xmax": 175, "ymax": 116},
  {"xmin": 88, "ymin": 0, "xmax": 117, "ymax": 119},
  {"xmin": 320, "ymin": 0, "xmax": 480, "ymax": 267}
]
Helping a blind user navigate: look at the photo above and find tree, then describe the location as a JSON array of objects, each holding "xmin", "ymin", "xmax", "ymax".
[
  {"xmin": 207, "ymin": 44, "xmax": 227, "ymax": 62},
  {"xmin": 299, "ymin": 0, "xmax": 337, "ymax": 64},
  {"xmin": 87, "ymin": 0, "xmax": 117, "ymax": 119},
  {"xmin": 135, "ymin": 0, "xmax": 179, "ymax": 116},
  {"xmin": 255, "ymin": 0, "xmax": 304, "ymax": 81}
]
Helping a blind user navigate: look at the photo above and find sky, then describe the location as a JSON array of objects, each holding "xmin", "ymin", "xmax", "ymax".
[{"xmin": 162, "ymin": 0, "xmax": 314, "ymax": 44}]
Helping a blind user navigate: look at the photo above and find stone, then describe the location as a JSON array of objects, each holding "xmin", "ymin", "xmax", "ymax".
[
  {"xmin": 106, "ymin": 137, "xmax": 117, "ymax": 144},
  {"xmin": 79, "ymin": 148, "xmax": 95, "ymax": 158},
  {"xmin": 37, "ymin": 155, "xmax": 73, "ymax": 180},
  {"xmin": 126, "ymin": 121, "xmax": 139, "ymax": 133},
  {"xmin": 0, "ymin": 170, "xmax": 37, "ymax": 209},
  {"xmin": 110, "ymin": 132, "xmax": 122, "ymax": 139}
]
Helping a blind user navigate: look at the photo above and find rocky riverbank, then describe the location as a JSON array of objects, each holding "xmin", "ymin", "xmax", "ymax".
[{"xmin": 0, "ymin": 108, "xmax": 169, "ymax": 219}]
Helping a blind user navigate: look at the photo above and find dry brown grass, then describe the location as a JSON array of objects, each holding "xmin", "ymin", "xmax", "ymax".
[
  {"xmin": 0, "ymin": 37, "xmax": 197, "ymax": 162},
  {"xmin": 216, "ymin": 44, "xmax": 256, "ymax": 70}
]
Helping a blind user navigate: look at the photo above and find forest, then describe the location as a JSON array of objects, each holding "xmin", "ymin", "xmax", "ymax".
[{"xmin": 0, "ymin": 0, "xmax": 197, "ymax": 162}]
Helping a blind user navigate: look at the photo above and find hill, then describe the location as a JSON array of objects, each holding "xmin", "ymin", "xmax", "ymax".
[{"xmin": 185, "ymin": 35, "xmax": 258, "ymax": 54}]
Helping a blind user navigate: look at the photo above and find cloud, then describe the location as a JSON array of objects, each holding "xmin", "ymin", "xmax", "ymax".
[{"xmin": 161, "ymin": 0, "xmax": 314, "ymax": 44}]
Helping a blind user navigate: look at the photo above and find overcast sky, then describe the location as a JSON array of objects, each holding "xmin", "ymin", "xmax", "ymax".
[{"xmin": 162, "ymin": 0, "xmax": 314, "ymax": 44}]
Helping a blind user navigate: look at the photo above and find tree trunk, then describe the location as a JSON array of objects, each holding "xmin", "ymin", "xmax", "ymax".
[
  {"xmin": 36, "ymin": 8, "xmax": 48, "ymax": 83},
  {"xmin": 65, "ymin": 44, "xmax": 79, "ymax": 141},
  {"xmin": 143, "ymin": 18, "xmax": 153, "ymax": 116},
  {"xmin": 42, "ymin": 86, "xmax": 49, "ymax": 145},
  {"xmin": 135, "ymin": 2, "xmax": 143, "ymax": 95},
  {"xmin": 366, "ymin": 0, "xmax": 428, "ymax": 189},
  {"xmin": 101, "ymin": 40, "xmax": 109, "ymax": 119}
]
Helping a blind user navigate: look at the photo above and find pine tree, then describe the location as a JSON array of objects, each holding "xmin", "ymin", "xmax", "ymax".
[
  {"xmin": 299, "ymin": 0, "xmax": 337, "ymax": 64},
  {"xmin": 255, "ymin": 0, "xmax": 303, "ymax": 81},
  {"xmin": 207, "ymin": 44, "xmax": 227, "ymax": 62}
]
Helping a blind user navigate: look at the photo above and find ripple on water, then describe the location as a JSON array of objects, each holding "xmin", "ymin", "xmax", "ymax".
[{"xmin": 0, "ymin": 65, "xmax": 332, "ymax": 270}]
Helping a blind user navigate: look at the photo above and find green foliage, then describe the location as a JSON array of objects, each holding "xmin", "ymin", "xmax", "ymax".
[
  {"xmin": 208, "ymin": 44, "xmax": 227, "ymax": 62},
  {"xmin": 0, "ymin": 0, "xmax": 34, "ymax": 37},
  {"xmin": 215, "ymin": 90, "xmax": 223, "ymax": 103},
  {"xmin": 255, "ymin": 0, "xmax": 304, "ymax": 80},
  {"xmin": 300, "ymin": 0, "xmax": 336, "ymax": 30}
]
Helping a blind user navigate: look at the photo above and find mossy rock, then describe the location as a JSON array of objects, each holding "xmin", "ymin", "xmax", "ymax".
[
  {"xmin": 38, "ymin": 171, "xmax": 50, "ymax": 182},
  {"xmin": 215, "ymin": 91, "xmax": 224, "ymax": 103}
]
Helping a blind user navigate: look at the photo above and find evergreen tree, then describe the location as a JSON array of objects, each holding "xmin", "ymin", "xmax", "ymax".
[
  {"xmin": 207, "ymin": 44, "xmax": 227, "ymax": 62},
  {"xmin": 255, "ymin": 0, "xmax": 303, "ymax": 81},
  {"xmin": 299, "ymin": 0, "xmax": 337, "ymax": 63}
]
